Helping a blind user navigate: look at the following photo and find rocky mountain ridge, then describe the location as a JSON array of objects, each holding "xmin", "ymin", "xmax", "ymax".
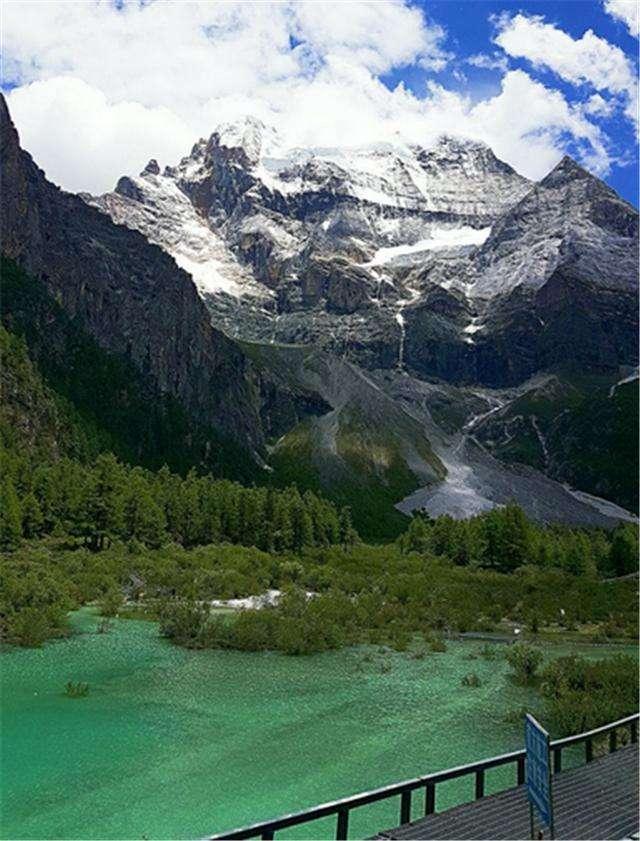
[
  {"xmin": 3, "ymin": 96, "xmax": 637, "ymax": 532},
  {"xmin": 88, "ymin": 118, "xmax": 638, "ymax": 392}
]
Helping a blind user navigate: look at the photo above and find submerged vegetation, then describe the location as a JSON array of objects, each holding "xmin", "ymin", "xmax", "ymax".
[{"xmin": 64, "ymin": 681, "xmax": 90, "ymax": 698}]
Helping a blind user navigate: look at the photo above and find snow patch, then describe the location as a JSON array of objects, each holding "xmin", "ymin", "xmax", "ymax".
[
  {"xmin": 365, "ymin": 227, "xmax": 491, "ymax": 266},
  {"xmin": 609, "ymin": 367, "xmax": 639, "ymax": 398}
]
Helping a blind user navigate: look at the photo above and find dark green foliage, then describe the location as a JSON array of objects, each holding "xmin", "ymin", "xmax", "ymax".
[
  {"xmin": 540, "ymin": 654, "xmax": 638, "ymax": 735},
  {"xmin": 607, "ymin": 524, "xmax": 639, "ymax": 577},
  {"xmin": 0, "ymin": 256, "xmax": 258, "ymax": 481},
  {"xmin": 1, "ymin": 447, "xmax": 345, "ymax": 554},
  {"xmin": 0, "ymin": 476, "xmax": 22, "ymax": 550},
  {"xmin": 397, "ymin": 504, "xmax": 630, "ymax": 581},
  {"xmin": 0, "ymin": 558, "xmax": 71, "ymax": 646},
  {"xmin": 461, "ymin": 673, "xmax": 481, "ymax": 687},
  {"xmin": 505, "ymin": 643, "xmax": 544, "ymax": 685},
  {"xmin": 64, "ymin": 681, "xmax": 89, "ymax": 698}
]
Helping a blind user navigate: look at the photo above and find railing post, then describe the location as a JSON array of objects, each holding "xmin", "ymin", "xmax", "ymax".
[
  {"xmin": 400, "ymin": 790, "xmax": 412, "ymax": 824},
  {"xmin": 425, "ymin": 782, "xmax": 436, "ymax": 815},
  {"xmin": 609, "ymin": 729, "xmax": 618, "ymax": 753},
  {"xmin": 475, "ymin": 769, "xmax": 485, "ymax": 799},
  {"xmin": 336, "ymin": 808, "xmax": 349, "ymax": 840},
  {"xmin": 517, "ymin": 755, "xmax": 525, "ymax": 785},
  {"xmin": 585, "ymin": 738, "xmax": 593, "ymax": 763},
  {"xmin": 553, "ymin": 748, "xmax": 562, "ymax": 774},
  {"xmin": 631, "ymin": 720, "xmax": 638, "ymax": 744}
]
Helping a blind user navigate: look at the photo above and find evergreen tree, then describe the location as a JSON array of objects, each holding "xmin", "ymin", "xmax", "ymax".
[
  {"xmin": 122, "ymin": 471, "xmax": 166, "ymax": 548},
  {"xmin": 79, "ymin": 453, "xmax": 125, "ymax": 550},
  {"xmin": 21, "ymin": 492, "xmax": 44, "ymax": 539},
  {"xmin": 339, "ymin": 506, "xmax": 358, "ymax": 548},
  {"xmin": 609, "ymin": 525, "xmax": 639, "ymax": 577},
  {"xmin": 273, "ymin": 498, "xmax": 294, "ymax": 551},
  {"xmin": 0, "ymin": 476, "xmax": 22, "ymax": 549},
  {"xmin": 398, "ymin": 513, "xmax": 431, "ymax": 554},
  {"xmin": 500, "ymin": 503, "xmax": 531, "ymax": 571}
]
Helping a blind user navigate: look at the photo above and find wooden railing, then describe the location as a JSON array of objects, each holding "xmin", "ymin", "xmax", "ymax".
[{"xmin": 209, "ymin": 712, "xmax": 639, "ymax": 840}]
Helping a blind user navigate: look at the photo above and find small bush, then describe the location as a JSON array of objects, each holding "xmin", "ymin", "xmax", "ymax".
[
  {"xmin": 98, "ymin": 587, "xmax": 123, "ymax": 618},
  {"xmin": 429, "ymin": 636, "xmax": 447, "ymax": 653},
  {"xmin": 96, "ymin": 618, "xmax": 112, "ymax": 634},
  {"xmin": 65, "ymin": 681, "xmax": 89, "ymax": 698},
  {"xmin": 505, "ymin": 643, "xmax": 544, "ymax": 685},
  {"xmin": 461, "ymin": 672, "xmax": 481, "ymax": 688},
  {"xmin": 479, "ymin": 644, "xmax": 499, "ymax": 660}
]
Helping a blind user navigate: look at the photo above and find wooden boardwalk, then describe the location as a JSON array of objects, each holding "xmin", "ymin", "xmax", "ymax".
[{"xmin": 375, "ymin": 743, "xmax": 639, "ymax": 840}]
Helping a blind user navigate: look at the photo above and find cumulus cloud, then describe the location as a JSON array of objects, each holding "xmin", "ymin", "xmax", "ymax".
[
  {"xmin": 8, "ymin": 77, "xmax": 194, "ymax": 194},
  {"xmin": 604, "ymin": 0, "xmax": 639, "ymax": 37},
  {"xmin": 583, "ymin": 92, "xmax": 617, "ymax": 118},
  {"xmin": 494, "ymin": 12, "xmax": 638, "ymax": 132},
  {"xmin": 466, "ymin": 52, "xmax": 509, "ymax": 72},
  {"xmin": 0, "ymin": 0, "xmax": 623, "ymax": 192}
]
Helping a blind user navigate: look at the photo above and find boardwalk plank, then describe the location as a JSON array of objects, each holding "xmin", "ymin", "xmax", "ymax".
[{"xmin": 375, "ymin": 744, "xmax": 638, "ymax": 841}]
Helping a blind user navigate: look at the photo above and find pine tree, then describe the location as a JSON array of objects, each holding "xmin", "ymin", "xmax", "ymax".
[
  {"xmin": 123, "ymin": 471, "xmax": 166, "ymax": 548},
  {"xmin": 81, "ymin": 453, "xmax": 125, "ymax": 550},
  {"xmin": 273, "ymin": 498, "xmax": 294, "ymax": 551},
  {"xmin": 609, "ymin": 524, "xmax": 639, "ymax": 577},
  {"xmin": 398, "ymin": 513, "xmax": 431, "ymax": 554},
  {"xmin": 339, "ymin": 506, "xmax": 358, "ymax": 548},
  {"xmin": 21, "ymin": 492, "xmax": 44, "ymax": 539},
  {"xmin": 0, "ymin": 476, "xmax": 22, "ymax": 549}
]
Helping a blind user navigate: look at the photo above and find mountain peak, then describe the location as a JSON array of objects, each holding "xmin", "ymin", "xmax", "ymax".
[
  {"xmin": 209, "ymin": 116, "xmax": 280, "ymax": 164},
  {"xmin": 433, "ymin": 134, "xmax": 492, "ymax": 155},
  {"xmin": 540, "ymin": 154, "xmax": 593, "ymax": 188},
  {"xmin": 417, "ymin": 133, "xmax": 522, "ymax": 180}
]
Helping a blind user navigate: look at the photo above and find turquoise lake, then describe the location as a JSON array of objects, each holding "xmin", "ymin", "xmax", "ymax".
[{"xmin": 1, "ymin": 609, "xmax": 635, "ymax": 840}]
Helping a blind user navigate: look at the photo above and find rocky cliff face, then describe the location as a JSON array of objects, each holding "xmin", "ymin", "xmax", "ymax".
[{"xmin": 0, "ymin": 95, "xmax": 283, "ymax": 458}]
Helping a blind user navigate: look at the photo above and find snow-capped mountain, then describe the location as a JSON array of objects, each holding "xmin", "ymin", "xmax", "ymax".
[
  {"xmin": 87, "ymin": 120, "xmax": 532, "ymax": 347},
  {"xmin": 88, "ymin": 119, "xmax": 636, "ymax": 386},
  {"xmin": 79, "ymin": 115, "xmax": 639, "ymax": 524}
]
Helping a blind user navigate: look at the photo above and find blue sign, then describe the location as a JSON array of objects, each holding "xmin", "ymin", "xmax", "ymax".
[{"xmin": 525, "ymin": 714, "xmax": 554, "ymax": 831}]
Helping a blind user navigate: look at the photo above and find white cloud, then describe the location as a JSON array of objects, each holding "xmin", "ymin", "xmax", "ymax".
[
  {"xmin": 7, "ymin": 77, "xmax": 194, "ymax": 194},
  {"xmin": 0, "ymin": 0, "xmax": 618, "ymax": 192},
  {"xmin": 603, "ymin": 0, "xmax": 639, "ymax": 37},
  {"xmin": 584, "ymin": 92, "xmax": 616, "ymax": 118},
  {"xmin": 494, "ymin": 12, "xmax": 638, "ymax": 131},
  {"xmin": 466, "ymin": 70, "xmax": 610, "ymax": 177},
  {"xmin": 466, "ymin": 52, "xmax": 509, "ymax": 72}
]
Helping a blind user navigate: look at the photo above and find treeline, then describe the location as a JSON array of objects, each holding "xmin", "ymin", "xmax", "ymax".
[
  {"xmin": 398, "ymin": 506, "xmax": 638, "ymax": 578},
  {"xmin": 0, "ymin": 450, "xmax": 358, "ymax": 553},
  {"xmin": 2, "ymin": 443, "xmax": 638, "ymax": 582}
]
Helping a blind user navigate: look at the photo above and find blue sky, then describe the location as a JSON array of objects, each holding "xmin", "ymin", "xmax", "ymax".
[
  {"xmin": 385, "ymin": 1, "xmax": 639, "ymax": 204},
  {"xmin": 2, "ymin": 0, "xmax": 638, "ymax": 202}
]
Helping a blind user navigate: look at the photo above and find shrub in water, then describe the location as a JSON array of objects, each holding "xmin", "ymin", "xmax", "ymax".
[
  {"xmin": 65, "ymin": 681, "xmax": 89, "ymax": 698},
  {"xmin": 540, "ymin": 654, "xmax": 638, "ymax": 736},
  {"xmin": 429, "ymin": 636, "xmax": 447, "ymax": 653},
  {"xmin": 506, "ymin": 643, "xmax": 544, "ymax": 685}
]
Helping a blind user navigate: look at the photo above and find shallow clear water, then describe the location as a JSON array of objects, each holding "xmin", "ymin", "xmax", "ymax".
[{"xmin": 1, "ymin": 610, "xmax": 635, "ymax": 840}]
